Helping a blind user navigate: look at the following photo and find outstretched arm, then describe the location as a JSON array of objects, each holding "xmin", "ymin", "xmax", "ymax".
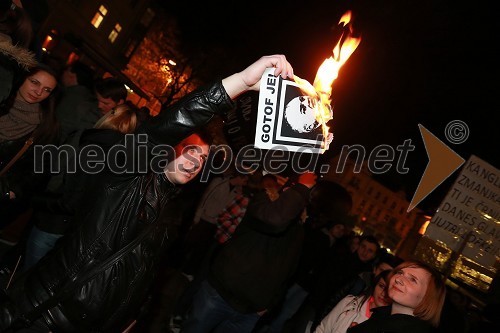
[
  {"xmin": 137, "ymin": 55, "xmax": 294, "ymax": 148},
  {"xmin": 222, "ymin": 54, "xmax": 294, "ymax": 99}
]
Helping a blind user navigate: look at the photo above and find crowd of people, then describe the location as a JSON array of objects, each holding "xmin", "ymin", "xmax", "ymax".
[{"xmin": 0, "ymin": 1, "xmax": 497, "ymax": 333}]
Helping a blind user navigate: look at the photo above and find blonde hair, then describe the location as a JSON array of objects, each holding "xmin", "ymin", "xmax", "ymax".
[
  {"xmin": 389, "ymin": 260, "xmax": 446, "ymax": 327},
  {"xmin": 94, "ymin": 104, "xmax": 137, "ymax": 134}
]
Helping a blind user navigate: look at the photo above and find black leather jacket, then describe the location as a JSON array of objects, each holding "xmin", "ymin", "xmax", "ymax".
[{"xmin": 2, "ymin": 80, "xmax": 234, "ymax": 332}]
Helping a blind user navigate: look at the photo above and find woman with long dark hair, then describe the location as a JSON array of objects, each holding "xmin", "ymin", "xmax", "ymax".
[
  {"xmin": 0, "ymin": 62, "xmax": 59, "ymax": 228},
  {"xmin": 315, "ymin": 270, "xmax": 392, "ymax": 333}
]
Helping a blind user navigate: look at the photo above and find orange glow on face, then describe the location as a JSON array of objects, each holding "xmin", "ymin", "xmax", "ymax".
[{"xmin": 293, "ymin": 10, "xmax": 361, "ymax": 150}]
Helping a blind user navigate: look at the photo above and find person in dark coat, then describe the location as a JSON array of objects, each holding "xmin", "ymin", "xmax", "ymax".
[
  {"xmin": 22, "ymin": 103, "xmax": 138, "ymax": 270},
  {"xmin": 0, "ymin": 0, "xmax": 35, "ymax": 105},
  {"xmin": 182, "ymin": 172, "xmax": 317, "ymax": 333},
  {"xmin": 0, "ymin": 54, "xmax": 295, "ymax": 332},
  {"xmin": 257, "ymin": 180, "xmax": 354, "ymax": 333},
  {"xmin": 55, "ymin": 60, "xmax": 99, "ymax": 146}
]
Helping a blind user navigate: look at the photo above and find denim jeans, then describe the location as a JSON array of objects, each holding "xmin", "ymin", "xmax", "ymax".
[
  {"xmin": 266, "ymin": 283, "xmax": 309, "ymax": 333},
  {"xmin": 181, "ymin": 280, "xmax": 260, "ymax": 333},
  {"xmin": 23, "ymin": 226, "xmax": 63, "ymax": 271}
]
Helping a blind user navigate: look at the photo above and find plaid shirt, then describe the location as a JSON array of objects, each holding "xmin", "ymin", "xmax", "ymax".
[{"xmin": 214, "ymin": 193, "xmax": 250, "ymax": 244}]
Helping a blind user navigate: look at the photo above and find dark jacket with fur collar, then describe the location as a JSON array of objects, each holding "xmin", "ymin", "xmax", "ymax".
[{"xmin": 0, "ymin": 33, "xmax": 36, "ymax": 107}]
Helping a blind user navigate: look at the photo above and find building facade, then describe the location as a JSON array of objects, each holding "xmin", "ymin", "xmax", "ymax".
[
  {"xmin": 324, "ymin": 154, "xmax": 427, "ymax": 255},
  {"xmin": 36, "ymin": 0, "xmax": 155, "ymax": 101}
]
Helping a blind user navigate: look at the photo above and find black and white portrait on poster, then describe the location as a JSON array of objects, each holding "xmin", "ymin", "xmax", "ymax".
[{"xmin": 255, "ymin": 68, "xmax": 326, "ymax": 154}]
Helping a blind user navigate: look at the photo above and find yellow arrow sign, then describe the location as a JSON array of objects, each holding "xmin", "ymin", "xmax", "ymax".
[{"xmin": 408, "ymin": 124, "xmax": 465, "ymax": 211}]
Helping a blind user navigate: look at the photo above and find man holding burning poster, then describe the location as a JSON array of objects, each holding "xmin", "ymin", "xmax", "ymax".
[{"xmin": 0, "ymin": 55, "xmax": 295, "ymax": 332}]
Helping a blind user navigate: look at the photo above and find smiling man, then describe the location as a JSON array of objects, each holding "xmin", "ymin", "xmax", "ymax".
[
  {"xmin": 164, "ymin": 133, "xmax": 210, "ymax": 184},
  {"xmin": 0, "ymin": 54, "xmax": 295, "ymax": 332}
]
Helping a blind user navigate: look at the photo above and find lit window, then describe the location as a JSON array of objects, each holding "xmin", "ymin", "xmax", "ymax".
[
  {"xmin": 91, "ymin": 5, "xmax": 108, "ymax": 28},
  {"xmin": 99, "ymin": 5, "xmax": 108, "ymax": 15},
  {"xmin": 108, "ymin": 23, "xmax": 122, "ymax": 43}
]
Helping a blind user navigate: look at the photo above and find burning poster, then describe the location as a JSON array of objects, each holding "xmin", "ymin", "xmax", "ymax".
[
  {"xmin": 254, "ymin": 10, "xmax": 361, "ymax": 154},
  {"xmin": 254, "ymin": 69, "xmax": 327, "ymax": 154}
]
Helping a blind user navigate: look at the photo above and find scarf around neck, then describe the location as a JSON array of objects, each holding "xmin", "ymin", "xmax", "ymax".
[{"xmin": 0, "ymin": 98, "xmax": 41, "ymax": 142}]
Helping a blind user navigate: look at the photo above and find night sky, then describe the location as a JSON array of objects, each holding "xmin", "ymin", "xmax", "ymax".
[{"xmin": 163, "ymin": 0, "xmax": 499, "ymax": 211}]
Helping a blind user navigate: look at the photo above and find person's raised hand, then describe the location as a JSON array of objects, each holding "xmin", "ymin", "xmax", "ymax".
[
  {"xmin": 222, "ymin": 55, "xmax": 294, "ymax": 99},
  {"xmin": 240, "ymin": 54, "xmax": 293, "ymax": 90}
]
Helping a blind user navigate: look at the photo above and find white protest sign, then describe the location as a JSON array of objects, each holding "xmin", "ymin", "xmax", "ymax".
[
  {"xmin": 425, "ymin": 155, "xmax": 500, "ymax": 267},
  {"xmin": 254, "ymin": 68, "xmax": 326, "ymax": 154}
]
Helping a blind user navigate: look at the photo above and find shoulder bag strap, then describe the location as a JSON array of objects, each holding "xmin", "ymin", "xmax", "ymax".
[{"xmin": 0, "ymin": 136, "xmax": 34, "ymax": 177}]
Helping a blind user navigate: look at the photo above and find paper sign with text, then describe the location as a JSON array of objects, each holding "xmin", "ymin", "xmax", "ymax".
[
  {"xmin": 254, "ymin": 68, "xmax": 326, "ymax": 153},
  {"xmin": 425, "ymin": 155, "xmax": 500, "ymax": 267}
]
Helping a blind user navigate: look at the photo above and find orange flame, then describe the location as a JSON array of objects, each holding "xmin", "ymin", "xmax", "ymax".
[{"xmin": 293, "ymin": 10, "xmax": 361, "ymax": 151}]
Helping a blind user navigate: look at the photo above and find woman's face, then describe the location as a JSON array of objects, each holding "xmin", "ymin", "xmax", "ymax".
[
  {"xmin": 17, "ymin": 70, "xmax": 57, "ymax": 104},
  {"xmin": 372, "ymin": 278, "xmax": 392, "ymax": 308},
  {"xmin": 388, "ymin": 266, "xmax": 430, "ymax": 310}
]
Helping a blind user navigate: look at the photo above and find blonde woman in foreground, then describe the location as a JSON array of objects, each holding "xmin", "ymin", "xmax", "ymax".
[{"xmin": 346, "ymin": 260, "xmax": 446, "ymax": 333}]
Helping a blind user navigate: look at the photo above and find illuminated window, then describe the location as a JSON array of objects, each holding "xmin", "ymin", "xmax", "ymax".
[
  {"xmin": 91, "ymin": 5, "xmax": 108, "ymax": 28},
  {"xmin": 108, "ymin": 23, "xmax": 122, "ymax": 43}
]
